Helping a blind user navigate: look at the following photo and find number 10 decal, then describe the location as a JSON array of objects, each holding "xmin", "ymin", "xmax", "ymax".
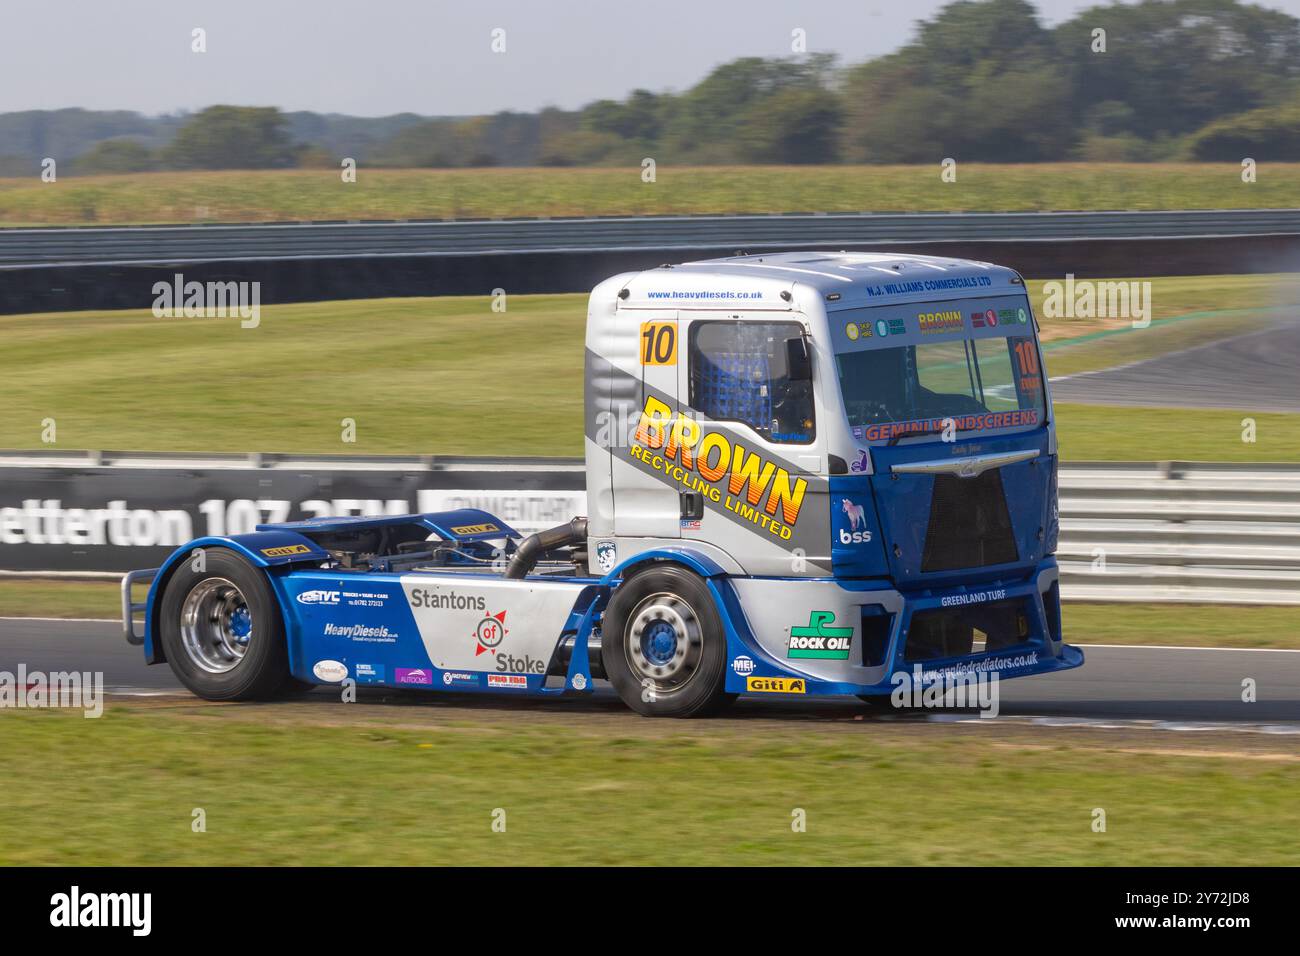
[
  {"xmin": 1013, "ymin": 339, "xmax": 1039, "ymax": 376},
  {"xmin": 640, "ymin": 322, "xmax": 677, "ymax": 366}
]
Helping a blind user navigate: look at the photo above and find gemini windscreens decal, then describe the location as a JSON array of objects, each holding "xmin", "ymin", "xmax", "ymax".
[{"xmin": 585, "ymin": 350, "xmax": 830, "ymax": 557}]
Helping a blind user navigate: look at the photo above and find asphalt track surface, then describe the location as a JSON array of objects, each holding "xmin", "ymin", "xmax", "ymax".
[
  {"xmin": 2, "ymin": 618, "xmax": 1297, "ymax": 726},
  {"xmin": 1050, "ymin": 319, "xmax": 1300, "ymax": 412}
]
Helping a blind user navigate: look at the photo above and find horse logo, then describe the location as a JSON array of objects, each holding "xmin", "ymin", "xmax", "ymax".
[{"xmin": 841, "ymin": 498, "xmax": 866, "ymax": 531}]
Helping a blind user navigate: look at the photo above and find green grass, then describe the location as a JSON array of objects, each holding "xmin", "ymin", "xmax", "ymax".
[
  {"xmin": 2, "ymin": 294, "xmax": 588, "ymax": 456},
  {"xmin": 1, "ymin": 705, "xmax": 1295, "ymax": 865},
  {"xmin": 5, "ymin": 277, "xmax": 1298, "ymax": 459},
  {"xmin": 1061, "ymin": 604, "xmax": 1300, "ymax": 649},
  {"xmin": 3, "ymin": 163, "xmax": 1300, "ymax": 225},
  {"xmin": 1053, "ymin": 403, "xmax": 1300, "ymax": 462},
  {"xmin": 0, "ymin": 580, "xmax": 125, "ymax": 619}
]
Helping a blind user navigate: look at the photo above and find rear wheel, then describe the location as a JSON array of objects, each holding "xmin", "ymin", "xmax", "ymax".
[
  {"xmin": 158, "ymin": 548, "xmax": 291, "ymax": 701},
  {"xmin": 601, "ymin": 565, "xmax": 733, "ymax": 717}
]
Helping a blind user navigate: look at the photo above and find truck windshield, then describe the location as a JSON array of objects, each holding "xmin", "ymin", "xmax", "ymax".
[{"xmin": 833, "ymin": 295, "xmax": 1046, "ymax": 442}]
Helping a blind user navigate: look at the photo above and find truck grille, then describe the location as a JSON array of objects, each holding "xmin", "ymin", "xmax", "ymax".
[
  {"xmin": 921, "ymin": 470, "xmax": 1018, "ymax": 573},
  {"xmin": 903, "ymin": 597, "xmax": 1031, "ymax": 662}
]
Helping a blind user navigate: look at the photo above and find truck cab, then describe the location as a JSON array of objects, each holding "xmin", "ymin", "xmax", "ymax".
[{"xmin": 583, "ymin": 252, "xmax": 1079, "ymax": 696}]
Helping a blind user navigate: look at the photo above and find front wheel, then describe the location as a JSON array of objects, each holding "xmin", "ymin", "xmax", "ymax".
[
  {"xmin": 158, "ymin": 548, "xmax": 291, "ymax": 701},
  {"xmin": 601, "ymin": 565, "xmax": 733, "ymax": 717}
]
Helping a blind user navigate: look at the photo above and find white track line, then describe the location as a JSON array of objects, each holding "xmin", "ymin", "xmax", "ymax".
[
  {"xmin": 1076, "ymin": 643, "xmax": 1300, "ymax": 653},
  {"xmin": 925, "ymin": 713, "xmax": 1300, "ymax": 734},
  {"xmin": 0, "ymin": 616, "xmax": 118, "ymax": 623}
]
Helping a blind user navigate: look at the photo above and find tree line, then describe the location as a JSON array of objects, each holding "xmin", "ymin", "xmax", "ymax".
[{"xmin": 3, "ymin": 0, "xmax": 1298, "ymax": 176}]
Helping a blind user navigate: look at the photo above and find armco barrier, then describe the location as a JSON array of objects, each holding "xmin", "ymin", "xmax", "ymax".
[
  {"xmin": 3, "ymin": 209, "xmax": 1300, "ymax": 314},
  {"xmin": 7, "ymin": 209, "xmax": 1300, "ymax": 267},
  {"xmin": 1057, "ymin": 461, "xmax": 1300, "ymax": 605},
  {"xmin": 1, "ymin": 452, "xmax": 1296, "ymax": 604}
]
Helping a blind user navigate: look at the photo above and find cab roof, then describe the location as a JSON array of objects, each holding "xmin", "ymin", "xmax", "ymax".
[{"xmin": 615, "ymin": 251, "xmax": 1025, "ymax": 311}]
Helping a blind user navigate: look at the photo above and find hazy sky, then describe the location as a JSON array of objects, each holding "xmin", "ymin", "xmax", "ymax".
[{"xmin": 4, "ymin": 0, "xmax": 1300, "ymax": 117}]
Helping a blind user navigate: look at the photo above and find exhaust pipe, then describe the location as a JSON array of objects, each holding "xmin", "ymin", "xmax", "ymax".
[{"xmin": 503, "ymin": 516, "xmax": 588, "ymax": 580}]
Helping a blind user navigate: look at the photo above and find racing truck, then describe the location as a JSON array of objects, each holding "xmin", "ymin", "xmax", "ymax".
[{"xmin": 123, "ymin": 251, "xmax": 1083, "ymax": 717}]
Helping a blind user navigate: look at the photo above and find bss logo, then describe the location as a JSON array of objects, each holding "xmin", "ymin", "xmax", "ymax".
[{"xmin": 839, "ymin": 528, "xmax": 872, "ymax": 544}]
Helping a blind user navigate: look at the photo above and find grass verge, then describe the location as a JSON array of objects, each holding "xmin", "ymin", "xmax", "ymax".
[
  {"xmin": 4, "ymin": 164, "xmax": 1300, "ymax": 225},
  {"xmin": 1053, "ymin": 403, "xmax": 1300, "ymax": 462},
  {"xmin": 1, "ymin": 579, "xmax": 1295, "ymax": 649},
  {"xmin": 1061, "ymin": 604, "xmax": 1300, "ymax": 649},
  {"xmin": 3, "ymin": 277, "xmax": 1297, "ymax": 458},
  {"xmin": 0, "ymin": 702, "xmax": 1295, "ymax": 865},
  {"xmin": 0, "ymin": 580, "xmax": 123, "ymax": 619}
]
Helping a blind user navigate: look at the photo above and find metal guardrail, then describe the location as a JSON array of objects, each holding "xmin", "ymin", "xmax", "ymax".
[
  {"xmin": 1058, "ymin": 462, "xmax": 1300, "ymax": 605},
  {"xmin": 0, "ymin": 449, "xmax": 585, "ymax": 471},
  {"xmin": 3, "ymin": 209, "xmax": 1300, "ymax": 268},
  {"xmin": 1, "ymin": 450, "xmax": 1296, "ymax": 604}
]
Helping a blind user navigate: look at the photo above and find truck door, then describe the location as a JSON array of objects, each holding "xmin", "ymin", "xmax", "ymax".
[
  {"xmin": 676, "ymin": 315, "xmax": 830, "ymax": 576},
  {"xmin": 612, "ymin": 312, "xmax": 683, "ymax": 540}
]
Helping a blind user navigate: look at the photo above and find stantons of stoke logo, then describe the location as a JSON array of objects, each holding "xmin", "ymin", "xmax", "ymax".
[{"xmin": 474, "ymin": 610, "xmax": 509, "ymax": 656}]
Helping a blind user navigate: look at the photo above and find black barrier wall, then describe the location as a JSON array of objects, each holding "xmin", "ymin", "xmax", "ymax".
[
  {"xmin": 0, "ymin": 462, "xmax": 585, "ymax": 572},
  {"xmin": 3, "ymin": 234, "xmax": 1300, "ymax": 314}
]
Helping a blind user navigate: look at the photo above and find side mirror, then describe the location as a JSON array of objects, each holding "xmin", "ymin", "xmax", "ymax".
[{"xmin": 785, "ymin": 336, "xmax": 812, "ymax": 382}]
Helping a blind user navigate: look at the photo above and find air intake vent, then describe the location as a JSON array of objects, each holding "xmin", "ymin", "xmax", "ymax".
[{"xmin": 921, "ymin": 470, "xmax": 1018, "ymax": 572}]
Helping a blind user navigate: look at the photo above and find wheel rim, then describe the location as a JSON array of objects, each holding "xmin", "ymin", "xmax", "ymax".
[
  {"xmin": 180, "ymin": 577, "xmax": 253, "ymax": 674},
  {"xmin": 625, "ymin": 591, "xmax": 704, "ymax": 693}
]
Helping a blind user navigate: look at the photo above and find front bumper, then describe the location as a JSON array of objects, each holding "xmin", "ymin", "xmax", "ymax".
[
  {"xmin": 121, "ymin": 567, "xmax": 160, "ymax": 647},
  {"xmin": 723, "ymin": 560, "xmax": 1082, "ymax": 696}
]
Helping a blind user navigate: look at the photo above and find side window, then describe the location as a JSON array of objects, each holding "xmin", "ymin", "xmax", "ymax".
[{"xmin": 688, "ymin": 320, "xmax": 815, "ymax": 444}]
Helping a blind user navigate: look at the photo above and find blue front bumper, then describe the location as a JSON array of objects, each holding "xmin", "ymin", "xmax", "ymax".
[{"xmin": 721, "ymin": 560, "xmax": 1083, "ymax": 697}]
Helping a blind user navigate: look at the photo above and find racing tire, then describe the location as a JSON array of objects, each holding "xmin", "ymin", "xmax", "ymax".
[
  {"xmin": 601, "ymin": 565, "xmax": 734, "ymax": 718},
  {"xmin": 158, "ymin": 548, "xmax": 292, "ymax": 701}
]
